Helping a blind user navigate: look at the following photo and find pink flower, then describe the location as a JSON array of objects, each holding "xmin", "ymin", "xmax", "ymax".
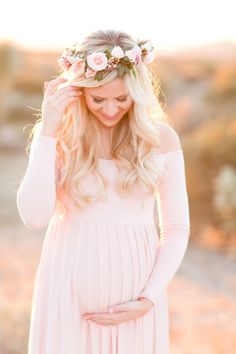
[
  {"xmin": 107, "ymin": 58, "xmax": 118, "ymax": 71},
  {"xmin": 125, "ymin": 45, "xmax": 142, "ymax": 64},
  {"xmin": 57, "ymin": 57, "xmax": 72, "ymax": 70},
  {"xmin": 85, "ymin": 67, "xmax": 97, "ymax": 78},
  {"xmin": 67, "ymin": 56, "xmax": 77, "ymax": 64},
  {"xmin": 59, "ymin": 48, "xmax": 77, "ymax": 66},
  {"xmin": 62, "ymin": 48, "xmax": 74, "ymax": 57},
  {"xmin": 86, "ymin": 52, "xmax": 108, "ymax": 71},
  {"xmin": 70, "ymin": 58, "xmax": 86, "ymax": 77}
]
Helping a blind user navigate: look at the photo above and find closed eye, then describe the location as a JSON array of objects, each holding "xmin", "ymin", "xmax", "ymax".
[{"xmin": 93, "ymin": 97, "xmax": 128, "ymax": 103}]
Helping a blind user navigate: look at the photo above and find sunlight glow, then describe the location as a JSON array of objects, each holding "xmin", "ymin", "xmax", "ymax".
[{"xmin": 1, "ymin": 0, "xmax": 235, "ymax": 54}]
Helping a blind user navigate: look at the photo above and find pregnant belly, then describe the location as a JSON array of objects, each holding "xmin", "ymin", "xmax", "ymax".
[
  {"xmin": 41, "ymin": 216, "xmax": 159, "ymax": 316},
  {"xmin": 72, "ymin": 220, "xmax": 158, "ymax": 314}
]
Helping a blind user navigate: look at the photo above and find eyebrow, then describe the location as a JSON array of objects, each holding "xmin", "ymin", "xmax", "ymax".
[{"xmin": 90, "ymin": 94, "xmax": 128, "ymax": 99}]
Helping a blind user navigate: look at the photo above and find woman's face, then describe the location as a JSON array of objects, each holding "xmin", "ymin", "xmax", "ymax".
[{"xmin": 83, "ymin": 77, "xmax": 133, "ymax": 128}]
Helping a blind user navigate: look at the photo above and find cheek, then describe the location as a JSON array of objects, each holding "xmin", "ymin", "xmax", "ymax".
[
  {"xmin": 85, "ymin": 98, "xmax": 98, "ymax": 111},
  {"xmin": 115, "ymin": 99, "xmax": 133, "ymax": 112},
  {"xmin": 122, "ymin": 100, "xmax": 133, "ymax": 111}
]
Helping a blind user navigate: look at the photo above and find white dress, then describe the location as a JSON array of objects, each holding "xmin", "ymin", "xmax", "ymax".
[{"xmin": 16, "ymin": 124, "xmax": 190, "ymax": 354}]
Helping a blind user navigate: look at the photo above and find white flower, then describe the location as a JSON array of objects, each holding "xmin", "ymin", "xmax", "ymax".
[
  {"xmin": 125, "ymin": 45, "xmax": 142, "ymax": 63},
  {"xmin": 140, "ymin": 40, "xmax": 153, "ymax": 52},
  {"xmin": 143, "ymin": 50, "xmax": 155, "ymax": 64},
  {"xmin": 87, "ymin": 52, "xmax": 108, "ymax": 71},
  {"xmin": 67, "ymin": 56, "xmax": 77, "ymax": 64},
  {"xmin": 125, "ymin": 45, "xmax": 141, "ymax": 61},
  {"xmin": 132, "ymin": 45, "xmax": 142, "ymax": 55},
  {"xmin": 111, "ymin": 45, "xmax": 125, "ymax": 59},
  {"xmin": 125, "ymin": 49, "xmax": 134, "ymax": 61}
]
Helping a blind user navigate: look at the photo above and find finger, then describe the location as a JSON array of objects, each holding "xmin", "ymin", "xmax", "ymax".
[
  {"xmin": 55, "ymin": 86, "xmax": 82, "ymax": 99},
  {"xmin": 83, "ymin": 312, "xmax": 111, "ymax": 320},
  {"xmin": 87, "ymin": 316, "xmax": 114, "ymax": 323},
  {"xmin": 92, "ymin": 319, "xmax": 116, "ymax": 326},
  {"xmin": 45, "ymin": 77, "xmax": 67, "ymax": 96},
  {"xmin": 56, "ymin": 95, "xmax": 81, "ymax": 112},
  {"xmin": 90, "ymin": 319, "xmax": 116, "ymax": 327},
  {"xmin": 86, "ymin": 312, "xmax": 127, "ymax": 321},
  {"xmin": 56, "ymin": 92, "xmax": 82, "ymax": 107},
  {"xmin": 47, "ymin": 76, "xmax": 67, "ymax": 86}
]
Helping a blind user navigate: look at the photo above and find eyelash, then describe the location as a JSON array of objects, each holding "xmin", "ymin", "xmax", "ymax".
[{"xmin": 93, "ymin": 97, "xmax": 127, "ymax": 104}]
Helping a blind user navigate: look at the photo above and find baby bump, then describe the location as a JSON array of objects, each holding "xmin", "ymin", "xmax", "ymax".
[{"xmin": 71, "ymin": 220, "xmax": 158, "ymax": 314}]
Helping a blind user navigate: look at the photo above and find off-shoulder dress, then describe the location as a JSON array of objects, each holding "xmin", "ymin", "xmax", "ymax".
[{"xmin": 17, "ymin": 123, "xmax": 190, "ymax": 354}]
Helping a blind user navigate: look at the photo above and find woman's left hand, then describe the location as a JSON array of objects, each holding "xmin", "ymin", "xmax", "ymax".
[{"xmin": 82, "ymin": 297, "xmax": 154, "ymax": 326}]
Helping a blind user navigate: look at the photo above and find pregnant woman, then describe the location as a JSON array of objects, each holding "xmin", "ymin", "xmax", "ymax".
[{"xmin": 17, "ymin": 29, "xmax": 190, "ymax": 354}]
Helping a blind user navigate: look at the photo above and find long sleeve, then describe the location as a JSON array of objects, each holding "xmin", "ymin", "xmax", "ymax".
[
  {"xmin": 139, "ymin": 146, "xmax": 191, "ymax": 306},
  {"xmin": 16, "ymin": 129, "xmax": 59, "ymax": 230}
]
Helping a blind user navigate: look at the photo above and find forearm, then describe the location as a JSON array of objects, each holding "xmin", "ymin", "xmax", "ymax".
[
  {"xmin": 139, "ymin": 225, "xmax": 190, "ymax": 306},
  {"xmin": 139, "ymin": 149, "xmax": 191, "ymax": 306},
  {"xmin": 16, "ymin": 131, "xmax": 58, "ymax": 230}
]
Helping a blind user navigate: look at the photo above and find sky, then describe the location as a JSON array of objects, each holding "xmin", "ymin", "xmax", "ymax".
[{"xmin": 1, "ymin": 0, "xmax": 235, "ymax": 54}]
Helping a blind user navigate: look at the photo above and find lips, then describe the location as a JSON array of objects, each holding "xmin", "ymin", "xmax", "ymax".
[{"xmin": 101, "ymin": 112, "xmax": 120, "ymax": 120}]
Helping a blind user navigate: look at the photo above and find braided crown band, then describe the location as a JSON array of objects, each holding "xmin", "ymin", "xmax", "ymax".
[{"xmin": 57, "ymin": 39, "xmax": 155, "ymax": 82}]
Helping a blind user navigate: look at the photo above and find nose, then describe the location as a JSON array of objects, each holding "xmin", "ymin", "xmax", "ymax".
[{"xmin": 102, "ymin": 101, "xmax": 119, "ymax": 116}]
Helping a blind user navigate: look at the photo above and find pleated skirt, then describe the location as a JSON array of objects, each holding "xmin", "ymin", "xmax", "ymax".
[{"xmin": 27, "ymin": 213, "xmax": 169, "ymax": 354}]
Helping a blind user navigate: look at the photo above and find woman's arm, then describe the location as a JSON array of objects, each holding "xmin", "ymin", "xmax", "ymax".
[
  {"xmin": 16, "ymin": 127, "xmax": 59, "ymax": 230},
  {"xmin": 139, "ymin": 123, "xmax": 191, "ymax": 306}
]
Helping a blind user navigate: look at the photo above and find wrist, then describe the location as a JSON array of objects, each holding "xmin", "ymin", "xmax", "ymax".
[{"xmin": 138, "ymin": 297, "xmax": 154, "ymax": 307}]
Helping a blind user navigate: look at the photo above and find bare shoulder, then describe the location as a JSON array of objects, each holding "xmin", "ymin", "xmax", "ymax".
[{"xmin": 155, "ymin": 122, "xmax": 182, "ymax": 154}]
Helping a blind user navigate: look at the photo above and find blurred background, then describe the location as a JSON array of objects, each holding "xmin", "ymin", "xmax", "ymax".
[{"xmin": 1, "ymin": 0, "xmax": 236, "ymax": 353}]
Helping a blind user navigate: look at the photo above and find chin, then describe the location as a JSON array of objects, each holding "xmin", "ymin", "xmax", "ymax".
[
  {"xmin": 98, "ymin": 119, "xmax": 120, "ymax": 128},
  {"xmin": 97, "ymin": 112, "xmax": 128, "ymax": 127}
]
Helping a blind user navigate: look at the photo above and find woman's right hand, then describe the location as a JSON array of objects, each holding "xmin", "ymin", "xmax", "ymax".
[{"xmin": 41, "ymin": 77, "xmax": 83, "ymax": 136}]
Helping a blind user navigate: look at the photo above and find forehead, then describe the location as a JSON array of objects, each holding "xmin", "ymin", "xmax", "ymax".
[{"xmin": 84, "ymin": 78, "xmax": 129, "ymax": 97}]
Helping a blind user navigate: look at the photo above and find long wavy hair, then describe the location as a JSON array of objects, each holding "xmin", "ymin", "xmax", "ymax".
[{"xmin": 28, "ymin": 29, "xmax": 170, "ymax": 211}]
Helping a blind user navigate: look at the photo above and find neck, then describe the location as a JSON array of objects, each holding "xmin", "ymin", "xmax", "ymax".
[
  {"xmin": 96, "ymin": 117, "xmax": 113, "ymax": 139},
  {"xmin": 98, "ymin": 125, "xmax": 113, "ymax": 159}
]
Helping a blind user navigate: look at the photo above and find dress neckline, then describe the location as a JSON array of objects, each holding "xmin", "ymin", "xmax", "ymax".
[
  {"xmin": 98, "ymin": 149, "xmax": 183, "ymax": 163},
  {"xmin": 98, "ymin": 158, "xmax": 115, "ymax": 162}
]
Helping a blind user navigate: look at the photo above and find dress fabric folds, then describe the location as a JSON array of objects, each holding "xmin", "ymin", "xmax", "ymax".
[{"xmin": 16, "ymin": 130, "xmax": 190, "ymax": 354}]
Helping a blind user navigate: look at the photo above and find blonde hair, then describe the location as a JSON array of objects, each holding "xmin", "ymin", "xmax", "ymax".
[{"xmin": 29, "ymin": 29, "xmax": 170, "ymax": 212}]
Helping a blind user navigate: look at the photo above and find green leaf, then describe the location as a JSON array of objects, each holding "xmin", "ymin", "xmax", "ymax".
[
  {"xmin": 118, "ymin": 65, "xmax": 125, "ymax": 76},
  {"xmin": 94, "ymin": 71, "xmax": 103, "ymax": 81},
  {"xmin": 124, "ymin": 66, "xmax": 130, "ymax": 74},
  {"xmin": 131, "ymin": 66, "xmax": 137, "ymax": 79},
  {"xmin": 123, "ymin": 56, "xmax": 130, "ymax": 62}
]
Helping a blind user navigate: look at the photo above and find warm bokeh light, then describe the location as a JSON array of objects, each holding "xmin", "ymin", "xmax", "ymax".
[
  {"xmin": 1, "ymin": 1, "xmax": 236, "ymax": 353},
  {"xmin": 1, "ymin": 0, "xmax": 236, "ymax": 53}
]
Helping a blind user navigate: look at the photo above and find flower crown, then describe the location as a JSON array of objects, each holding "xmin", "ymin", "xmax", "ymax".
[{"xmin": 57, "ymin": 39, "xmax": 155, "ymax": 82}]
